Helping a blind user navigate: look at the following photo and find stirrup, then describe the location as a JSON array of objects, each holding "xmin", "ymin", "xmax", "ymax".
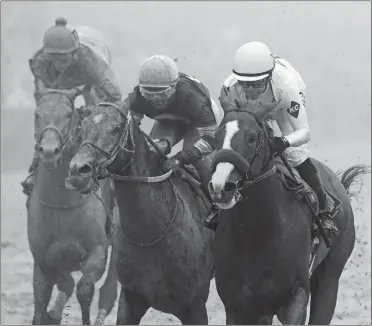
[{"xmin": 319, "ymin": 211, "xmax": 340, "ymax": 237}]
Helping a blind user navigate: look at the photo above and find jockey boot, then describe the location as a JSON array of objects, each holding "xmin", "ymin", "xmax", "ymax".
[
  {"xmin": 21, "ymin": 152, "xmax": 40, "ymax": 196},
  {"xmin": 296, "ymin": 160, "xmax": 340, "ymax": 238}
]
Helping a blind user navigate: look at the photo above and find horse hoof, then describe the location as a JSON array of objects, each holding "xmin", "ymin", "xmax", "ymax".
[{"xmin": 46, "ymin": 312, "xmax": 62, "ymax": 325}]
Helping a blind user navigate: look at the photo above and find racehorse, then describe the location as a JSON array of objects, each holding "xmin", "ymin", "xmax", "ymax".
[
  {"xmin": 66, "ymin": 102, "xmax": 215, "ymax": 324},
  {"xmin": 28, "ymin": 89, "xmax": 118, "ymax": 325},
  {"xmin": 208, "ymin": 109, "xmax": 369, "ymax": 324}
]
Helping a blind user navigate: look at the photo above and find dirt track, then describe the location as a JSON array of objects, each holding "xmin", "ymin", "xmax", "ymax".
[{"xmin": 1, "ymin": 1, "xmax": 371, "ymax": 325}]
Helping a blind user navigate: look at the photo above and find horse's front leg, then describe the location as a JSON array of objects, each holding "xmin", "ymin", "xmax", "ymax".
[
  {"xmin": 76, "ymin": 245, "xmax": 107, "ymax": 325},
  {"xmin": 32, "ymin": 263, "xmax": 55, "ymax": 324}
]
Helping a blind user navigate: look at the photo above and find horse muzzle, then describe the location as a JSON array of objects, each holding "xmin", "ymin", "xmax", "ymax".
[
  {"xmin": 208, "ymin": 181, "xmax": 242, "ymax": 210},
  {"xmin": 37, "ymin": 145, "xmax": 63, "ymax": 170},
  {"xmin": 66, "ymin": 160, "xmax": 96, "ymax": 194},
  {"xmin": 65, "ymin": 174, "xmax": 95, "ymax": 194}
]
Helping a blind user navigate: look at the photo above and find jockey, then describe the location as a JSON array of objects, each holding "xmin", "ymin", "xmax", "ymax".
[
  {"xmin": 120, "ymin": 54, "xmax": 223, "ymax": 202},
  {"xmin": 21, "ymin": 17, "xmax": 122, "ymax": 196},
  {"xmin": 215, "ymin": 41, "xmax": 340, "ymax": 237}
]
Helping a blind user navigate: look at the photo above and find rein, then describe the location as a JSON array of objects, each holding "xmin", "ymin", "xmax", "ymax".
[
  {"xmin": 82, "ymin": 102, "xmax": 180, "ymax": 247},
  {"xmin": 225, "ymin": 109, "xmax": 277, "ymax": 191},
  {"xmin": 83, "ymin": 102, "xmax": 173, "ymax": 184}
]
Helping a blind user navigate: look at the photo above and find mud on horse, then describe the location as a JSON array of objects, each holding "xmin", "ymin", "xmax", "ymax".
[
  {"xmin": 28, "ymin": 89, "xmax": 118, "ymax": 325},
  {"xmin": 67, "ymin": 102, "xmax": 215, "ymax": 324},
  {"xmin": 208, "ymin": 109, "xmax": 369, "ymax": 324}
]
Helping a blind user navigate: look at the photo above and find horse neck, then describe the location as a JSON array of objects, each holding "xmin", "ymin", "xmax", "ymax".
[
  {"xmin": 115, "ymin": 121, "xmax": 166, "ymax": 178},
  {"xmin": 34, "ymin": 144, "xmax": 86, "ymax": 207},
  {"xmin": 234, "ymin": 173, "xmax": 290, "ymax": 238},
  {"xmin": 112, "ymin": 122, "xmax": 177, "ymax": 241}
]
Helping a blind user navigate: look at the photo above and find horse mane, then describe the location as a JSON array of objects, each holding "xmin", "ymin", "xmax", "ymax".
[{"xmin": 220, "ymin": 109, "xmax": 276, "ymax": 141}]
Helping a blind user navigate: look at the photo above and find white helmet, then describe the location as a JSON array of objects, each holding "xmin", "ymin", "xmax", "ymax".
[
  {"xmin": 139, "ymin": 55, "xmax": 179, "ymax": 88},
  {"xmin": 232, "ymin": 41, "xmax": 275, "ymax": 81}
]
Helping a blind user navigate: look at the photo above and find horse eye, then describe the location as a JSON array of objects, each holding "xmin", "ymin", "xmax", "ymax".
[
  {"xmin": 250, "ymin": 134, "xmax": 257, "ymax": 142},
  {"xmin": 112, "ymin": 127, "xmax": 121, "ymax": 136}
]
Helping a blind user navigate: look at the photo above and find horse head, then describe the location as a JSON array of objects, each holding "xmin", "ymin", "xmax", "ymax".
[
  {"xmin": 67, "ymin": 102, "xmax": 135, "ymax": 193},
  {"xmin": 34, "ymin": 88, "xmax": 85, "ymax": 169},
  {"xmin": 209, "ymin": 109, "xmax": 275, "ymax": 209}
]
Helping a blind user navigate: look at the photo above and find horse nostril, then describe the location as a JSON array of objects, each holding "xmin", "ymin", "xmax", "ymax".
[
  {"xmin": 224, "ymin": 182, "xmax": 237, "ymax": 192},
  {"xmin": 78, "ymin": 164, "xmax": 92, "ymax": 175},
  {"xmin": 37, "ymin": 146, "xmax": 44, "ymax": 154}
]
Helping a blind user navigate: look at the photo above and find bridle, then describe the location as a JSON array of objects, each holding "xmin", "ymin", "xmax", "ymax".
[
  {"xmin": 79, "ymin": 102, "xmax": 179, "ymax": 248},
  {"xmin": 80, "ymin": 102, "xmax": 172, "ymax": 184},
  {"xmin": 35, "ymin": 90, "xmax": 81, "ymax": 154},
  {"xmin": 81, "ymin": 102, "xmax": 135, "ymax": 178},
  {"xmin": 223, "ymin": 109, "xmax": 277, "ymax": 190}
]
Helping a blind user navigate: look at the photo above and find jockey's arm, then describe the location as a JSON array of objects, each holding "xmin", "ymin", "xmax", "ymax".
[
  {"xmin": 119, "ymin": 90, "xmax": 144, "ymax": 125},
  {"xmin": 189, "ymin": 102, "xmax": 218, "ymax": 157},
  {"xmin": 33, "ymin": 78, "xmax": 47, "ymax": 104},
  {"xmin": 219, "ymin": 85, "xmax": 238, "ymax": 113},
  {"xmin": 92, "ymin": 66, "xmax": 122, "ymax": 105},
  {"xmin": 84, "ymin": 54, "xmax": 122, "ymax": 105},
  {"xmin": 29, "ymin": 54, "xmax": 49, "ymax": 105},
  {"xmin": 279, "ymin": 92, "xmax": 310, "ymax": 147}
]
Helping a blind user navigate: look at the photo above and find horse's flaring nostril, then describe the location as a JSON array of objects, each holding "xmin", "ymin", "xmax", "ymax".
[{"xmin": 78, "ymin": 164, "xmax": 93, "ymax": 176}]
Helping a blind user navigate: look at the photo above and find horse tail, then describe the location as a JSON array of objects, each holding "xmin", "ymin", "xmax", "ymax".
[
  {"xmin": 337, "ymin": 164, "xmax": 370, "ymax": 202},
  {"xmin": 45, "ymin": 239, "xmax": 88, "ymax": 271}
]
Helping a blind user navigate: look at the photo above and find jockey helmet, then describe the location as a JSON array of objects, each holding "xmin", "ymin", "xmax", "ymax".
[
  {"xmin": 232, "ymin": 41, "xmax": 275, "ymax": 81},
  {"xmin": 138, "ymin": 55, "xmax": 179, "ymax": 108},
  {"xmin": 139, "ymin": 55, "xmax": 179, "ymax": 88},
  {"xmin": 43, "ymin": 18, "xmax": 79, "ymax": 54}
]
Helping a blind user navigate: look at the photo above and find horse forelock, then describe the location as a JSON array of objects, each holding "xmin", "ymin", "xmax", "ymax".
[
  {"xmin": 92, "ymin": 105, "xmax": 123, "ymax": 124},
  {"xmin": 36, "ymin": 92, "xmax": 74, "ymax": 119}
]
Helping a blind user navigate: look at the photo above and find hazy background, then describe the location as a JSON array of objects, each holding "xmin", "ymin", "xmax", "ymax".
[
  {"xmin": 1, "ymin": 1, "xmax": 371, "ymax": 325},
  {"xmin": 1, "ymin": 1, "xmax": 371, "ymax": 171}
]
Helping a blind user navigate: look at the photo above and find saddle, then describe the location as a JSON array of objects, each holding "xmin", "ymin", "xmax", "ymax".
[
  {"xmin": 274, "ymin": 157, "xmax": 341, "ymax": 221},
  {"xmin": 275, "ymin": 157, "xmax": 342, "ymax": 260}
]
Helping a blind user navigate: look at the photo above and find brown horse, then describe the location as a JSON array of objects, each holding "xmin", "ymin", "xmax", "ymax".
[
  {"xmin": 208, "ymin": 109, "xmax": 369, "ymax": 324},
  {"xmin": 66, "ymin": 102, "xmax": 215, "ymax": 324},
  {"xmin": 28, "ymin": 89, "xmax": 118, "ymax": 325}
]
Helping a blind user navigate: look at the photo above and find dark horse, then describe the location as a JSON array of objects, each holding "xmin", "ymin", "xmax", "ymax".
[
  {"xmin": 207, "ymin": 109, "xmax": 369, "ymax": 324},
  {"xmin": 28, "ymin": 89, "xmax": 118, "ymax": 324},
  {"xmin": 66, "ymin": 102, "xmax": 215, "ymax": 324}
]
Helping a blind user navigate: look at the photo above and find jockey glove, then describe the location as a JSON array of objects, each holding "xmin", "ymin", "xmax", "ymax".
[
  {"xmin": 163, "ymin": 146, "xmax": 202, "ymax": 172},
  {"xmin": 270, "ymin": 136, "xmax": 291, "ymax": 156}
]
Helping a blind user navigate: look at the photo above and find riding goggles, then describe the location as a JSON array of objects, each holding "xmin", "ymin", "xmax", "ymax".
[
  {"xmin": 238, "ymin": 77, "xmax": 269, "ymax": 89},
  {"xmin": 139, "ymin": 85, "xmax": 176, "ymax": 101}
]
